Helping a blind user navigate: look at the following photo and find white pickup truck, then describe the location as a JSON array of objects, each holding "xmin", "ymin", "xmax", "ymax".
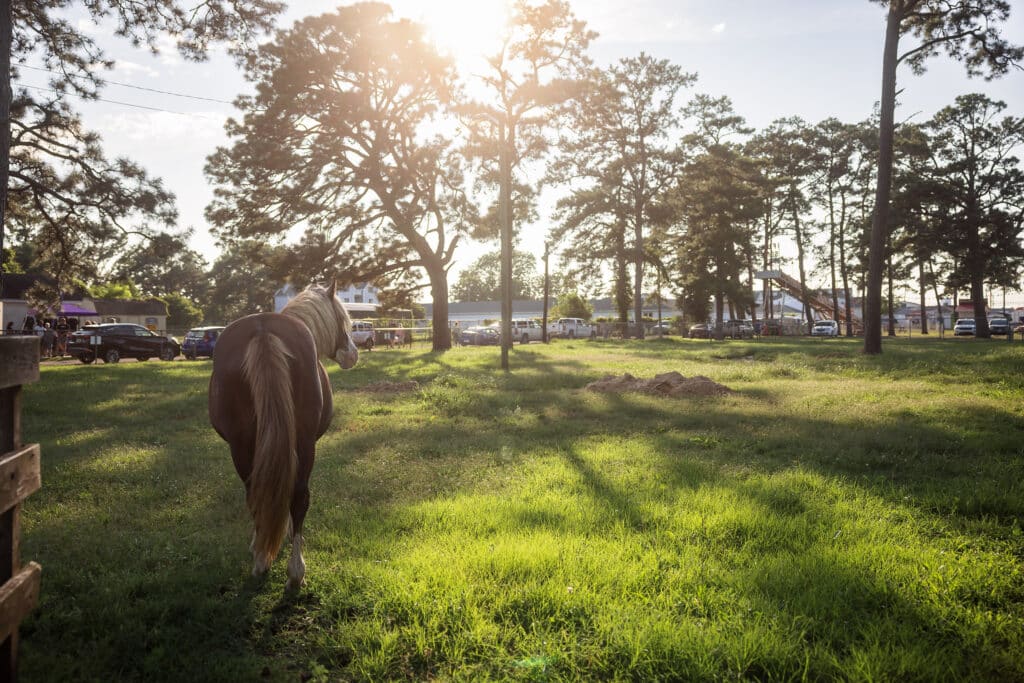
[{"xmin": 547, "ymin": 317, "xmax": 595, "ymax": 339}]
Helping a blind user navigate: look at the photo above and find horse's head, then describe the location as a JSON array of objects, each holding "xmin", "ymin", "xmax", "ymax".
[{"xmin": 325, "ymin": 281, "xmax": 359, "ymax": 370}]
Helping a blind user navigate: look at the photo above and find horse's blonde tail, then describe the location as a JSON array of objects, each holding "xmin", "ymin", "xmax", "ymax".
[{"xmin": 242, "ymin": 333, "xmax": 297, "ymax": 572}]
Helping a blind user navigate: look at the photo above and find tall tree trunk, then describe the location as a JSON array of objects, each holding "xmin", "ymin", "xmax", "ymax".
[
  {"xmin": 928, "ymin": 260, "xmax": 944, "ymax": 334},
  {"xmin": 839, "ymin": 194, "xmax": 853, "ymax": 336},
  {"xmin": 971, "ymin": 271, "xmax": 989, "ymax": 338},
  {"xmin": 427, "ymin": 260, "xmax": 451, "ymax": 352},
  {"xmin": 614, "ymin": 227, "xmax": 629, "ymax": 322},
  {"xmin": 918, "ymin": 260, "xmax": 928, "ymax": 334},
  {"xmin": 886, "ymin": 253, "xmax": 896, "ymax": 336},
  {"xmin": 0, "ymin": 0, "xmax": 10, "ymax": 288},
  {"xmin": 792, "ymin": 203, "xmax": 813, "ymax": 333},
  {"xmin": 827, "ymin": 182, "xmax": 840, "ymax": 325},
  {"xmin": 499, "ymin": 120, "xmax": 513, "ymax": 369},
  {"xmin": 965, "ymin": 190, "xmax": 991, "ymax": 338},
  {"xmin": 864, "ymin": 3, "xmax": 901, "ymax": 354},
  {"xmin": 633, "ymin": 222, "xmax": 644, "ymax": 339},
  {"xmin": 763, "ymin": 199, "xmax": 772, "ymax": 323}
]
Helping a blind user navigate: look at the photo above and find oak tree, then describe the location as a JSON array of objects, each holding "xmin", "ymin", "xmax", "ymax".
[{"xmin": 206, "ymin": 3, "xmax": 469, "ymax": 350}]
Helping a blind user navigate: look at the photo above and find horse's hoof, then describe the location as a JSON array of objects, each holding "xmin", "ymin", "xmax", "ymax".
[{"xmin": 284, "ymin": 577, "xmax": 304, "ymax": 592}]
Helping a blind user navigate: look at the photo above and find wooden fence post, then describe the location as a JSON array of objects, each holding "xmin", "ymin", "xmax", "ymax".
[{"xmin": 0, "ymin": 336, "xmax": 42, "ymax": 683}]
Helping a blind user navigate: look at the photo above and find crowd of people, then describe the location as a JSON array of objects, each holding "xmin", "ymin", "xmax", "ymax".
[{"xmin": 3, "ymin": 315, "xmax": 74, "ymax": 357}]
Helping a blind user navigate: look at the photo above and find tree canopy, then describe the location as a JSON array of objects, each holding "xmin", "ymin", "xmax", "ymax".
[
  {"xmin": 1, "ymin": 0, "xmax": 281, "ymax": 301},
  {"xmin": 206, "ymin": 2, "xmax": 469, "ymax": 350}
]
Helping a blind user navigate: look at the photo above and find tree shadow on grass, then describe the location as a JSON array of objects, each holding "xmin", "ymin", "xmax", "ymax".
[{"xmin": 17, "ymin": 348, "xmax": 1024, "ymax": 680}]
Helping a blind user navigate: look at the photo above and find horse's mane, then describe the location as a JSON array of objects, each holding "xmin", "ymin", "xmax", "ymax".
[{"xmin": 281, "ymin": 284, "xmax": 352, "ymax": 357}]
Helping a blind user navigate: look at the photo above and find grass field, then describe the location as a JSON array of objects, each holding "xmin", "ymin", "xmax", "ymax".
[{"xmin": 17, "ymin": 336, "xmax": 1024, "ymax": 681}]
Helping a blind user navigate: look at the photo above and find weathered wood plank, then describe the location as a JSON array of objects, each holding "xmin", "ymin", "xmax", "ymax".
[
  {"xmin": 0, "ymin": 338, "xmax": 39, "ymax": 391},
  {"xmin": 0, "ymin": 448, "xmax": 39, "ymax": 516},
  {"xmin": 0, "ymin": 563, "xmax": 40, "ymax": 646}
]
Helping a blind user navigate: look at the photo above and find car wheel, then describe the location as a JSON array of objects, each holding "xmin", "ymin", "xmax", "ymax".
[
  {"xmin": 185, "ymin": 352, "xmax": 195, "ymax": 360},
  {"xmin": 161, "ymin": 346, "xmax": 177, "ymax": 361},
  {"xmin": 137, "ymin": 356, "xmax": 149, "ymax": 362},
  {"xmin": 80, "ymin": 351, "xmax": 95, "ymax": 365},
  {"xmin": 104, "ymin": 349, "xmax": 120, "ymax": 364},
  {"xmin": 568, "ymin": 330, "xmax": 576, "ymax": 339},
  {"xmin": 521, "ymin": 334, "xmax": 529, "ymax": 344},
  {"xmin": 364, "ymin": 338, "xmax": 374, "ymax": 351}
]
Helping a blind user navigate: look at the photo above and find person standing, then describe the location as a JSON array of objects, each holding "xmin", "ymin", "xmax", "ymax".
[
  {"xmin": 41, "ymin": 323, "xmax": 55, "ymax": 358},
  {"xmin": 55, "ymin": 316, "xmax": 70, "ymax": 356}
]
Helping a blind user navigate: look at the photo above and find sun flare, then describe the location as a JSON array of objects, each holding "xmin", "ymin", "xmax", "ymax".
[{"xmin": 393, "ymin": 0, "xmax": 511, "ymax": 71}]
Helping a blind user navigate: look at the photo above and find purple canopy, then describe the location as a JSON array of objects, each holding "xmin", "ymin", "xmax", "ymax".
[{"xmin": 60, "ymin": 303, "xmax": 97, "ymax": 316}]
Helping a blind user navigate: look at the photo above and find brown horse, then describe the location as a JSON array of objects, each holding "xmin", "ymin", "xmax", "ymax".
[{"xmin": 209, "ymin": 282, "xmax": 358, "ymax": 590}]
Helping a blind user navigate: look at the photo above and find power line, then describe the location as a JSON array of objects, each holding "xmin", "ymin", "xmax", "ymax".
[
  {"xmin": 18, "ymin": 64, "xmax": 237, "ymax": 105},
  {"xmin": 15, "ymin": 82, "xmax": 222, "ymax": 119}
]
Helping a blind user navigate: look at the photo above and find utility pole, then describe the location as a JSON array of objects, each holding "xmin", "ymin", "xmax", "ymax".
[{"xmin": 542, "ymin": 241, "xmax": 550, "ymax": 343}]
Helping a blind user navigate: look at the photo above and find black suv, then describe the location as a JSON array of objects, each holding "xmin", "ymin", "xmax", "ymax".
[{"xmin": 69, "ymin": 324, "xmax": 180, "ymax": 364}]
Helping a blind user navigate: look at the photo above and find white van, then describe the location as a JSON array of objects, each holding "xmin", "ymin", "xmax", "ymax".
[{"xmin": 351, "ymin": 321, "xmax": 375, "ymax": 349}]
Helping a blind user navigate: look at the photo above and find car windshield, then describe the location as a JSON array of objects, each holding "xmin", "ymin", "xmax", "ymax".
[{"xmin": 957, "ymin": 320, "xmax": 974, "ymax": 325}]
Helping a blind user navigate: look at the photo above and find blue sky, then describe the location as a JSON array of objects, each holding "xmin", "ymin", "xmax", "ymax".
[{"xmin": 36, "ymin": 1, "xmax": 1024, "ymax": 297}]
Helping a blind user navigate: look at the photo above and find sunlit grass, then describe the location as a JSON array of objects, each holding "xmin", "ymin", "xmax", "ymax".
[{"xmin": 18, "ymin": 337, "xmax": 1024, "ymax": 680}]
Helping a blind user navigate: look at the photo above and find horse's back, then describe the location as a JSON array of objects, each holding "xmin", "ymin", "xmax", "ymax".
[{"xmin": 209, "ymin": 312, "xmax": 325, "ymax": 444}]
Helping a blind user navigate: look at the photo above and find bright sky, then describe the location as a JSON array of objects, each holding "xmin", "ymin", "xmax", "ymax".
[{"xmin": 35, "ymin": 1, "xmax": 1024, "ymax": 299}]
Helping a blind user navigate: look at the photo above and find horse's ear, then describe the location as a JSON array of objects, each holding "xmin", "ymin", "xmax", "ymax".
[{"xmin": 328, "ymin": 279, "xmax": 337, "ymax": 299}]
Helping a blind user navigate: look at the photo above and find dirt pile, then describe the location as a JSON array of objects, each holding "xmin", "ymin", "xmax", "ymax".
[{"xmin": 585, "ymin": 371, "xmax": 732, "ymax": 398}]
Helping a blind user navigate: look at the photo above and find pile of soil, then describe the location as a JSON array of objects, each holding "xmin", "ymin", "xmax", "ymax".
[
  {"xmin": 585, "ymin": 371, "xmax": 732, "ymax": 398},
  {"xmin": 358, "ymin": 380, "xmax": 420, "ymax": 393}
]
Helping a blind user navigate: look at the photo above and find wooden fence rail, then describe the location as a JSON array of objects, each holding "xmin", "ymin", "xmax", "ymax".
[{"xmin": 0, "ymin": 337, "xmax": 42, "ymax": 683}]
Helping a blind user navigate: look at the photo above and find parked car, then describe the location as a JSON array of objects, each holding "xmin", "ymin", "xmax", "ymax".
[
  {"xmin": 650, "ymin": 323, "xmax": 673, "ymax": 336},
  {"xmin": 953, "ymin": 318, "xmax": 976, "ymax": 336},
  {"xmin": 351, "ymin": 321, "xmax": 375, "ymax": 349},
  {"xmin": 68, "ymin": 323, "xmax": 180, "ymax": 364},
  {"xmin": 182, "ymin": 326, "xmax": 225, "ymax": 359},
  {"xmin": 688, "ymin": 323, "xmax": 711, "ymax": 339},
  {"xmin": 459, "ymin": 325, "xmax": 500, "ymax": 346},
  {"xmin": 811, "ymin": 320, "xmax": 839, "ymax": 337},
  {"xmin": 988, "ymin": 318, "xmax": 1011, "ymax": 336},
  {"xmin": 723, "ymin": 320, "xmax": 755, "ymax": 339}
]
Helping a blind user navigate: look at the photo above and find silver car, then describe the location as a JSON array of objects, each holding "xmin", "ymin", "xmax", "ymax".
[{"xmin": 953, "ymin": 319, "xmax": 975, "ymax": 336}]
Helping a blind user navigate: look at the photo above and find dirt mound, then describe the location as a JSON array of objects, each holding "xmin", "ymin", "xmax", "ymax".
[
  {"xmin": 585, "ymin": 372, "xmax": 732, "ymax": 398},
  {"xmin": 359, "ymin": 380, "xmax": 420, "ymax": 393}
]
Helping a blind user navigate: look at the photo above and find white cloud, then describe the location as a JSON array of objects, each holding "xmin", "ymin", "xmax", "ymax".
[
  {"xmin": 711, "ymin": 22, "xmax": 726, "ymax": 34},
  {"xmin": 111, "ymin": 61, "xmax": 160, "ymax": 80}
]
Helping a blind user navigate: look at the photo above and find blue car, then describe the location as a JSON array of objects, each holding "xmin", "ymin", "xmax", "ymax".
[{"xmin": 182, "ymin": 326, "xmax": 225, "ymax": 359}]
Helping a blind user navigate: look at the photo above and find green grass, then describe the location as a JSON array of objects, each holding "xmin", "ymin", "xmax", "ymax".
[{"xmin": 18, "ymin": 336, "xmax": 1024, "ymax": 681}]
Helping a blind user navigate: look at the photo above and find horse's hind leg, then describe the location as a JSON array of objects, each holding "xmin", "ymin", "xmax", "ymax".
[{"xmin": 286, "ymin": 443, "xmax": 314, "ymax": 591}]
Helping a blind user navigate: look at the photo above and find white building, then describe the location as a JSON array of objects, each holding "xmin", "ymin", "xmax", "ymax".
[{"xmin": 273, "ymin": 282, "xmax": 381, "ymax": 317}]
